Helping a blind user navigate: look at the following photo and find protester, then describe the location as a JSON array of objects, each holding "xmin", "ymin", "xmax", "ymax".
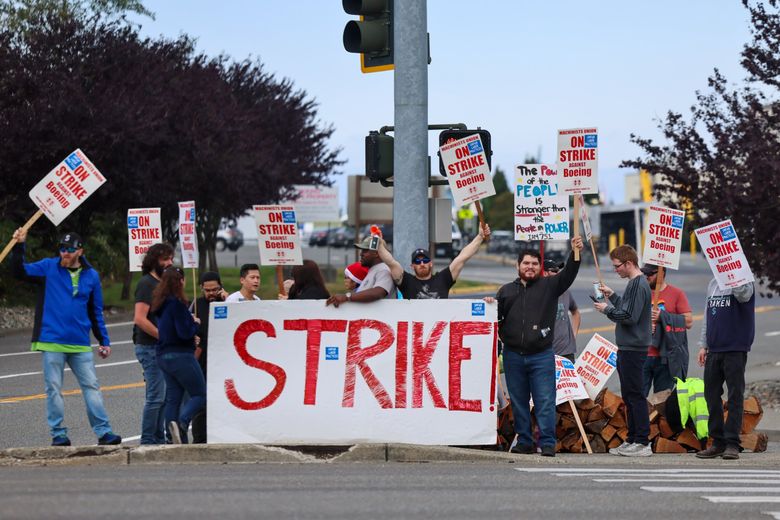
[
  {"xmin": 377, "ymin": 223, "xmax": 491, "ymax": 299},
  {"xmin": 695, "ymin": 278, "xmax": 755, "ymax": 460},
  {"xmin": 326, "ymin": 237, "xmax": 396, "ymax": 306},
  {"xmin": 641, "ymin": 265, "xmax": 693, "ymax": 396},
  {"xmin": 281, "ymin": 260, "xmax": 330, "ymax": 300},
  {"xmin": 11, "ymin": 229, "xmax": 121, "ymax": 446},
  {"xmin": 543, "ymin": 259, "xmax": 581, "ymax": 363},
  {"xmin": 343, "ymin": 262, "xmax": 369, "ymax": 292},
  {"xmin": 151, "ymin": 267, "xmax": 204, "ymax": 444},
  {"xmin": 133, "ymin": 243, "xmax": 174, "ymax": 445},
  {"xmin": 225, "ymin": 263, "xmax": 261, "ymax": 302},
  {"xmin": 496, "ymin": 236, "xmax": 583, "ymax": 457},
  {"xmin": 189, "ymin": 271, "xmax": 227, "ymax": 443},
  {"xmin": 593, "ymin": 245, "xmax": 652, "ymax": 457}
]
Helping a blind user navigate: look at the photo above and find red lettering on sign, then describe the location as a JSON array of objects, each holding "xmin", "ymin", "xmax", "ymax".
[
  {"xmin": 448, "ymin": 321, "xmax": 492, "ymax": 412},
  {"xmin": 412, "ymin": 321, "xmax": 446, "ymax": 409},
  {"xmin": 342, "ymin": 319, "xmax": 394, "ymax": 408},
  {"xmin": 395, "ymin": 321, "xmax": 408, "ymax": 408},
  {"xmin": 268, "ymin": 212, "xmax": 283, "ymax": 223},
  {"xmin": 224, "ymin": 319, "xmax": 286, "ymax": 410},
  {"xmin": 284, "ymin": 319, "xmax": 348, "ymax": 406},
  {"xmin": 709, "ymin": 232, "xmax": 724, "ymax": 245}
]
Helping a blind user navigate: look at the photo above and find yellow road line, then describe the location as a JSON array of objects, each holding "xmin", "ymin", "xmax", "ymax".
[{"xmin": 0, "ymin": 382, "xmax": 145, "ymax": 404}]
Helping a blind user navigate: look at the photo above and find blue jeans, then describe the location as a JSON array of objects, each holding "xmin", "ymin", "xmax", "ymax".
[
  {"xmin": 157, "ymin": 352, "xmax": 206, "ymax": 429},
  {"xmin": 42, "ymin": 351, "xmax": 113, "ymax": 439},
  {"xmin": 503, "ymin": 348, "xmax": 556, "ymax": 448},
  {"xmin": 642, "ymin": 355, "xmax": 675, "ymax": 397},
  {"xmin": 135, "ymin": 345, "xmax": 166, "ymax": 444}
]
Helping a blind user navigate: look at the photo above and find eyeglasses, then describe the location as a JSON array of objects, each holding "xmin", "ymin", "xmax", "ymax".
[
  {"xmin": 412, "ymin": 257, "xmax": 431, "ymax": 265},
  {"xmin": 612, "ymin": 261, "xmax": 627, "ymax": 271},
  {"xmin": 203, "ymin": 286, "xmax": 222, "ymax": 293},
  {"xmin": 59, "ymin": 247, "xmax": 78, "ymax": 254}
]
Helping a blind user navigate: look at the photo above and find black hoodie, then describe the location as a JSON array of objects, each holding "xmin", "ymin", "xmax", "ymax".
[{"xmin": 496, "ymin": 251, "xmax": 580, "ymax": 355}]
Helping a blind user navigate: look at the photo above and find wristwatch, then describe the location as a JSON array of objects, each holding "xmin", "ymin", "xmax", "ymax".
[{"xmin": 345, "ymin": 292, "xmax": 352, "ymax": 301}]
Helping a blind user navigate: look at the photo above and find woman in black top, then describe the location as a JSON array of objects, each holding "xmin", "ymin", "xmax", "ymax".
[{"xmin": 286, "ymin": 260, "xmax": 330, "ymax": 300}]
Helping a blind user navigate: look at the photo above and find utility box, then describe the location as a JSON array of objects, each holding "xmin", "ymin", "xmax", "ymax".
[{"xmin": 429, "ymin": 198, "xmax": 452, "ymax": 244}]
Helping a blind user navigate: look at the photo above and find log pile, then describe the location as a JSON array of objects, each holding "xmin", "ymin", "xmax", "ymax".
[{"xmin": 554, "ymin": 389, "xmax": 768, "ymax": 453}]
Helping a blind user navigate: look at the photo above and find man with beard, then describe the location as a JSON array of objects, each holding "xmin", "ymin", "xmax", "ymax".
[
  {"xmin": 189, "ymin": 271, "xmax": 228, "ymax": 443},
  {"xmin": 133, "ymin": 243, "xmax": 174, "ymax": 444},
  {"xmin": 326, "ymin": 237, "xmax": 396, "ymax": 307},
  {"xmin": 377, "ymin": 224, "xmax": 491, "ymax": 299},
  {"xmin": 496, "ymin": 236, "xmax": 583, "ymax": 457}
]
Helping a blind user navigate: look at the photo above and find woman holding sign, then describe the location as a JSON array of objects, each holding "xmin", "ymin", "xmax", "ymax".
[{"xmin": 151, "ymin": 266, "xmax": 205, "ymax": 444}]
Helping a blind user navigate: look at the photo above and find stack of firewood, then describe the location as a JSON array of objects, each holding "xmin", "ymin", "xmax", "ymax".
[{"xmin": 554, "ymin": 389, "xmax": 768, "ymax": 453}]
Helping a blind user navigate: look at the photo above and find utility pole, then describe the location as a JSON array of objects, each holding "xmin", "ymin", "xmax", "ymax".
[{"xmin": 392, "ymin": 0, "xmax": 428, "ymax": 265}]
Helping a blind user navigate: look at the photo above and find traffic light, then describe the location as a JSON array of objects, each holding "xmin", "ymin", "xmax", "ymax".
[
  {"xmin": 342, "ymin": 0, "xmax": 394, "ymax": 73},
  {"xmin": 365, "ymin": 131, "xmax": 394, "ymax": 182},
  {"xmin": 438, "ymin": 129, "xmax": 492, "ymax": 176}
]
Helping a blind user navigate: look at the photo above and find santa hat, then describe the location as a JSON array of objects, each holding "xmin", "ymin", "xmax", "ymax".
[{"xmin": 344, "ymin": 262, "xmax": 369, "ymax": 285}]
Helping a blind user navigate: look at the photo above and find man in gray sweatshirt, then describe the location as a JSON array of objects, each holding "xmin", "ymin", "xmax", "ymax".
[{"xmin": 593, "ymin": 245, "xmax": 652, "ymax": 457}]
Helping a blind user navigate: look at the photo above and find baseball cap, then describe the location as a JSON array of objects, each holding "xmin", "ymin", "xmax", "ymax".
[
  {"xmin": 411, "ymin": 248, "xmax": 430, "ymax": 262},
  {"xmin": 59, "ymin": 232, "xmax": 83, "ymax": 249},
  {"xmin": 543, "ymin": 259, "xmax": 563, "ymax": 271},
  {"xmin": 640, "ymin": 264, "xmax": 659, "ymax": 276},
  {"xmin": 354, "ymin": 236, "xmax": 375, "ymax": 250}
]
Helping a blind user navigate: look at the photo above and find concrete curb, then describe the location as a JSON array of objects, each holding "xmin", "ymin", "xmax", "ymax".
[{"xmin": 1, "ymin": 442, "xmax": 778, "ymax": 467}]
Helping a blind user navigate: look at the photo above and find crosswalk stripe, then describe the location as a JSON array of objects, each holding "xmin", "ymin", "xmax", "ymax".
[
  {"xmin": 595, "ymin": 479, "xmax": 780, "ymax": 484},
  {"xmin": 642, "ymin": 487, "xmax": 780, "ymax": 493},
  {"xmin": 516, "ymin": 468, "xmax": 780, "ymax": 474},
  {"xmin": 559, "ymin": 473, "xmax": 780, "ymax": 479},
  {"xmin": 703, "ymin": 497, "xmax": 780, "ymax": 504},
  {"xmin": 762, "ymin": 512, "xmax": 780, "ymax": 519}
]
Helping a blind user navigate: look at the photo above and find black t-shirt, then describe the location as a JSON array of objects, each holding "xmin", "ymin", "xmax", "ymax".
[
  {"xmin": 133, "ymin": 273, "xmax": 159, "ymax": 345},
  {"xmin": 398, "ymin": 267, "xmax": 455, "ymax": 299},
  {"xmin": 193, "ymin": 296, "xmax": 211, "ymax": 374}
]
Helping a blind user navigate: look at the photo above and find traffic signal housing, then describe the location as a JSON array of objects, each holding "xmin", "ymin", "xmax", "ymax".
[
  {"xmin": 365, "ymin": 131, "xmax": 394, "ymax": 183},
  {"xmin": 342, "ymin": 0, "xmax": 394, "ymax": 73},
  {"xmin": 438, "ymin": 128, "xmax": 492, "ymax": 176}
]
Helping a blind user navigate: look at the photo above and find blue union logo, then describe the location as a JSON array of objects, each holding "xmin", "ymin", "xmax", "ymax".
[{"xmin": 471, "ymin": 302, "xmax": 485, "ymax": 316}]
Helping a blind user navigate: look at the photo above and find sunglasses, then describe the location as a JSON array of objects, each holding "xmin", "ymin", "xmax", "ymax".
[
  {"xmin": 59, "ymin": 246, "xmax": 78, "ymax": 254},
  {"xmin": 412, "ymin": 257, "xmax": 431, "ymax": 265}
]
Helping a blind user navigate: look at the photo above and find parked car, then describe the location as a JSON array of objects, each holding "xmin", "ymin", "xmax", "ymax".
[
  {"xmin": 434, "ymin": 222, "xmax": 463, "ymax": 259},
  {"xmin": 328, "ymin": 226, "xmax": 356, "ymax": 248},
  {"xmin": 308, "ymin": 228, "xmax": 332, "ymax": 247},
  {"xmin": 486, "ymin": 230, "xmax": 516, "ymax": 255},
  {"xmin": 216, "ymin": 218, "xmax": 244, "ymax": 252}
]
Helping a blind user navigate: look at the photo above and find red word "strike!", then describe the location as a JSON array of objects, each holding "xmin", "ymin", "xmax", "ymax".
[{"xmin": 223, "ymin": 318, "xmax": 497, "ymax": 413}]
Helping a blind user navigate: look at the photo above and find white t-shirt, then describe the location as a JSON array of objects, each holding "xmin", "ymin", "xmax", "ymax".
[
  {"xmin": 357, "ymin": 263, "xmax": 397, "ymax": 299},
  {"xmin": 225, "ymin": 291, "xmax": 261, "ymax": 303}
]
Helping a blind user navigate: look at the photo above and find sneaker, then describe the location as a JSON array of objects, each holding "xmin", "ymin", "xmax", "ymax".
[
  {"xmin": 696, "ymin": 445, "xmax": 725, "ymax": 459},
  {"xmin": 620, "ymin": 443, "xmax": 652, "ymax": 457},
  {"xmin": 540, "ymin": 445, "xmax": 556, "ymax": 457},
  {"xmin": 97, "ymin": 432, "xmax": 122, "ymax": 445},
  {"xmin": 51, "ymin": 436, "xmax": 71, "ymax": 447},
  {"xmin": 609, "ymin": 441, "xmax": 632, "ymax": 455},
  {"xmin": 510, "ymin": 443, "xmax": 535, "ymax": 455},
  {"xmin": 168, "ymin": 421, "xmax": 182, "ymax": 444},
  {"xmin": 722, "ymin": 446, "xmax": 740, "ymax": 460}
]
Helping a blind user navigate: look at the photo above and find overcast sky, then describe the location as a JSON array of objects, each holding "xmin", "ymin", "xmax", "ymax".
[{"xmin": 132, "ymin": 1, "xmax": 752, "ymax": 208}]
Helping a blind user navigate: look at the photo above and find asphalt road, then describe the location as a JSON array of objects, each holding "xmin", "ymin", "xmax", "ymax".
[
  {"xmin": 2, "ymin": 463, "xmax": 780, "ymax": 520},
  {"xmin": 1, "ymin": 245, "xmax": 778, "ymax": 449}
]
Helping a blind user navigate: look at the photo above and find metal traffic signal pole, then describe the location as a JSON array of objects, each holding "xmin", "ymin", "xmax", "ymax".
[{"xmin": 392, "ymin": 0, "xmax": 428, "ymax": 266}]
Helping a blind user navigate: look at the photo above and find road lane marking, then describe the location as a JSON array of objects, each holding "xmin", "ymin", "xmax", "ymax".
[
  {"xmin": 559, "ymin": 473, "xmax": 780, "ymax": 478},
  {"xmin": 106, "ymin": 321, "xmax": 134, "ymax": 328},
  {"xmin": 0, "ymin": 340, "xmax": 134, "ymax": 358},
  {"xmin": 595, "ymin": 479, "xmax": 780, "ymax": 484},
  {"xmin": 516, "ymin": 468, "xmax": 780, "ymax": 474},
  {"xmin": 766, "ymin": 331, "xmax": 780, "ymax": 337},
  {"xmin": 0, "ymin": 359, "xmax": 138, "ymax": 380},
  {"xmin": 642, "ymin": 487, "xmax": 780, "ymax": 493},
  {"xmin": 763, "ymin": 512, "xmax": 780, "ymax": 519},
  {"xmin": 0, "ymin": 381, "xmax": 145, "ymax": 403},
  {"xmin": 704, "ymin": 497, "xmax": 780, "ymax": 504}
]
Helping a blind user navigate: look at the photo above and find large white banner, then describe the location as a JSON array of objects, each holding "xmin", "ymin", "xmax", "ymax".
[
  {"xmin": 694, "ymin": 219, "xmax": 755, "ymax": 290},
  {"xmin": 178, "ymin": 201, "xmax": 198, "ymax": 268},
  {"xmin": 254, "ymin": 205, "xmax": 303, "ymax": 266},
  {"xmin": 642, "ymin": 205, "xmax": 685, "ymax": 269},
  {"xmin": 514, "ymin": 164, "xmax": 569, "ymax": 241},
  {"xmin": 556, "ymin": 127, "xmax": 598, "ymax": 195},
  {"xmin": 439, "ymin": 133, "xmax": 495, "ymax": 207},
  {"xmin": 28, "ymin": 149, "xmax": 106, "ymax": 226},
  {"xmin": 207, "ymin": 299, "xmax": 498, "ymax": 445},
  {"xmin": 127, "ymin": 208, "xmax": 161, "ymax": 272},
  {"xmin": 574, "ymin": 334, "xmax": 618, "ymax": 400},
  {"xmin": 288, "ymin": 185, "xmax": 340, "ymax": 223}
]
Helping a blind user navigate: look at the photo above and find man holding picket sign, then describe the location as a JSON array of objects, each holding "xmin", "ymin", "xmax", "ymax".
[{"xmin": 495, "ymin": 235, "xmax": 583, "ymax": 457}]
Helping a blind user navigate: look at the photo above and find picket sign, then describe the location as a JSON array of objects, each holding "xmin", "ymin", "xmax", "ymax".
[
  {"xmin": 557, "ymin": 128, "xmax": 598, "ymax": 262},
  {"xmin": 555, "ymin": 355, "xmax": 592, "ymax": 454},
  {"xmin": 127, "ymin": 208, "xmax": 162, "ymax": 272},
  {"xmin": 1, "ymin": 150, "xmax": 106, "ymax": 264},
  {"xmin": 513, "ymin": 164, "xmax": 569, "ymax": 241},
  {"xmin": 694, "ymin": 219, "xmax": 755, "ymax": 290},
  {"xmin": 438, "ymin": 133, "xmax": 495, "ymax": 229},
  {"xmin": 574, "ymin": 334, "xmax": 618, "ymax": 399},
  {"xmin": 254, "ymin": 205, "xmax": 303, "ymax": 295},
  {"xmin": 178, "ymin": 201, "xmax": 199, "ymax": 305},
  {"xmin": 641, "ymin": 205, "xmax": 685, "ymax": 308},
  {"xmin": 207, "ymin": 299, "xmax": 498, "ymax": 445}
]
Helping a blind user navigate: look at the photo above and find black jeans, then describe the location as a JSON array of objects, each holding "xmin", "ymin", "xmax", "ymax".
[
  {"xmin": 617, "ymin": 350, "xmax": 650, "ymax": 445},
  {"xmin": 704, "ymin": 351, "xmax": 747, "ymax": 449}
]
